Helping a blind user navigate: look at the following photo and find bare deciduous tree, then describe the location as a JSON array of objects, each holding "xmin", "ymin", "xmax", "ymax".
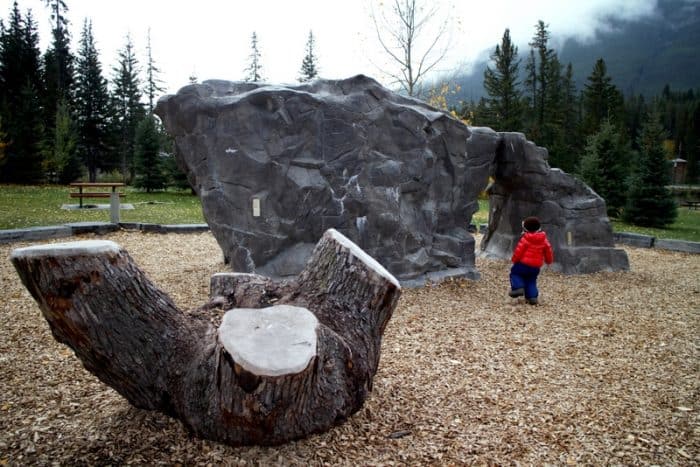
[{"xmin": 369, "ymin": 0, "xmax": 451, "ymax": 97}]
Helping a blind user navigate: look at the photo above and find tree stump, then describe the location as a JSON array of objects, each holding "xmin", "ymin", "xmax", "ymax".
[{"xmin": 11, "ymin": 229, "xmax": 401, "ymax": 446}]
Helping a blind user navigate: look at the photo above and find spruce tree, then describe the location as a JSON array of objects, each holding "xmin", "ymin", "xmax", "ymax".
[
  {"xmin": 298, "ymin": 30, "xmax": 319, "ymax": 82},
  {"xmin": 133, "ymin": 114, "xmax": 165, "ymax": 192},
  {"xmin": 0, "ymin": 115, "xmax": 8, "ymax": 170},
  {"xmin": 41, "ymin": 0, "xmax": 74, "ymax": 119},
  {"xmin": 45, "ymin": 98, "xmax": 82, "ymax": 183},
  {"xmin": 582, "ymin": 58, "xmax": 624, "ymax": 136},
  {"xmin": 524, "ymin": 48, "xmax": 537, "ymax": 122},
  {"xmin": 687, "ymin": 101, "xmax": 700, "ymax": 183},
  {"xmin": 522, "ymin": 20, "xmax": 573, "ymax": 170},
  {"xmin": 553, "ymin": 63, "xmax": 582, "ymax": 173},
  {"xmin": 0, "ymin": 4, "xmax": 45, "ymax": 183},
  {"xmin": 111, "ymin": 34, "xmax": 145, "ymax": 181},
  {"xmin": 74, "ymin": 19, "xmax": 112, "ymax": 182},
  {"xmin": 528, "ymin": 20, "xmax": 556, "ymax": 130},
  {"xmin": 144, "ymin": 28, "xmax": 165, "ymax": 112},
  {"xmin": 577, "ymin": 119, "xmax": 629, "ymax": 216},
  {"xmin": 540, "ymin": 54, "xmax": 564, "ymax": 152},
  {"xmin": 623, "ymin": 114, "xmax": 677, "ymax": 227},
  {"xmin": 482, "ymin": 28, "xmax": 522, "ymax": 131},
  {"xmin": 244, "ymin": 32, "xmax": 263, "ymax": 82},
  {"xmin": 162, "ymin": 126, "xmax": 189, "ymax": 191}
]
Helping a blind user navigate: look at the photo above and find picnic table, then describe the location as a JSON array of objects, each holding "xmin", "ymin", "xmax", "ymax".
[
  {"xmin": 681, "ymin": 200, "xmax": 700, "ymax": 210},
  {"xmin": 69, "ymin": 182, "xmax": 126, "ymax": 223}
]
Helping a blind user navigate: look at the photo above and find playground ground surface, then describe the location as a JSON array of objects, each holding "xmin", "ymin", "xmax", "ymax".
[{"xmin": 0, "ymin": 231, "xmax": 698, "ymax": 465}]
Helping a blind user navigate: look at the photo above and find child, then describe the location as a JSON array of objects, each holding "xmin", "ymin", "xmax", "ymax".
[{"xmin": 509, "ymin": 216, "xmax": 554, "ymax": 305}]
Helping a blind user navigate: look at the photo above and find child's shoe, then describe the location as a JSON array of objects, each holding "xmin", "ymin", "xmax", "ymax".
[
  {"xmin": 527, "ymin": 297, "xmax": 538, "ymax": 305},
  {"xmin": 509, "ymin": 288, "xmax": 524, "ymax": 298}
]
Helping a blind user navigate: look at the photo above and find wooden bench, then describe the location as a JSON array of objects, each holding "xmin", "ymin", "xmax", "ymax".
[
  {"xmin": 681, "ymin": 201, "xmax": 700, "ymax": 210},
  {"xmin": 69, "ymin": 191, "xmax": 126, "ymax": 201}
]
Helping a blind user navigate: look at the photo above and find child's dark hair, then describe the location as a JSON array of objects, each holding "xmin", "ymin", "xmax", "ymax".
[{"xmin": 522, "ymin": 216, "xmax": 541, "ymax": 232}]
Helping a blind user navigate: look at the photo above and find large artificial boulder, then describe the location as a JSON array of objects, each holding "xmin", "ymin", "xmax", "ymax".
[
  {"xmin": 156, "ymin": 76, "xmax": 480, "ymax": 282},
  {"xmin": 480, "ymin": 131, "xmax": 629, "ymax": 274},
  {"xmin": 155, "ymin": 75, "xmax": 627, "ymax": 281}
]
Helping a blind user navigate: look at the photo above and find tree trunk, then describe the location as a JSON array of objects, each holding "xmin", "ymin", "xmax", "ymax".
[{"xmin": 11, "ymin": 229, "xmax": 401, "ymax": 446}]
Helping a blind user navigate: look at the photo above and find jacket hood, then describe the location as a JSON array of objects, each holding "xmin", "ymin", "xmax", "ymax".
[{"xmin": 523, "ymin": 231, "xmax": 547, "ymax": 244}]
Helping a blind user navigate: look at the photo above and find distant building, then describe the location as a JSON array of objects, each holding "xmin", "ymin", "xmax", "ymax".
[{"xmin": 671, "ymin": 158, "xmax": 687, "ymax": 184}]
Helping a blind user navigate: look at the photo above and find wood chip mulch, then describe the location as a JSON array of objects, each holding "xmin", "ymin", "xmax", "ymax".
[{"xmin": 1, "ymin": 231, "xmax": 698, "ymax": 465}]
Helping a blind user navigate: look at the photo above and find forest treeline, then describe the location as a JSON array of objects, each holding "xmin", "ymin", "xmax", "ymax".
[
  {"xmin": 0, "ymin": 1, "xmax": 183, "ymax": 191},
  {"xmin": 461, "ymin": 22, "xmax": 700, "ymax": 183},
  {"xmin": 0, "ymin": 1, "xmax": 321, "ymax": 191},
  {"xmin": 453, "ymin": 22, "xmax": 699, "ymax": 226},
  {"xmin": 0, "ymin": 2, "xmax": 696, "ymax": 227}
]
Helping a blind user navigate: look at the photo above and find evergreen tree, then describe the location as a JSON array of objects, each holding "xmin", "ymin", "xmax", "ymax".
[
  {"xmin": 162, "ymin": 152, "xmax": 190, "ymax": 189},
  {"xmin": 41, "ymin": 0, "xmax": 75, "ymax": 182},
  {"xmin": 451, "ymin": 99, "xmax": 477, "ymax": 125},
  {"xmin": 524, "ymin": 48, "xmax": 537, "ymax": 123},
  {"xmin": 577, "ymin": 118, "xmax": 629, "ymax": 216},
  {"xmin": 688, "ymin": 100, "xmax": 700, "ymax": 183},
  {"xmin": 651, "ymin": 85, "xmax": 700, "ymax": 184},
  {"xmin": 44, "ymin": 97, "xmax": 81, "ymax": 183},
  {"xmin": 469, "ymin": 97, "xmax": 489, "ymax": 126},
  {"xmin": 0, "ymin": 3, "xmax": 45, "ymax": 183},
  {"xmin": 482, "ymin": 28, "xmax": 522, "ymax": 131},
  {"xmin": 41, "ymin": 0, "xmax": 74, "ymax": 115},
  {"xmin": 623, "ymin": 114, "xmax": 677, "ymax": 227},
  {"xmin": 74, "ymin": 19, "xmax": 112, "ymax": 182},
  {"xmin": 244, "ymin": 32, "xmax": 263, "ymax": 82},
  {"xmin": 555, "ymin": 62, "xmax": 582, "ymax": 172},
  {"xmin": 527, "ymin": 20, "xmax": 556, "ymax": 131},
  {"xmin": 521, "ymin": 20, "xmax": 574, "ymax": 170},
  {"xmin": 111, "ymin": 34, "xmax": 144, "ymax": 181},
  {"xmin": 0, "ymin": 115, "xmax": 8, "ymax": 170},
  {"xmin": 133, "ymin": 114, "xmax": 166, "ymax": 191},
  {"xmin": 162, "ymin": 135, "xmax": 190, "ymax": 191},
  {"xmin": 624, "ymin": 93, "xmax": 647, "ymax": 150},
  {"xmin": 540, "ymin": 54, "xmax": 564, "ymax": 153},
  {"xmin": 582, "ymin": 58, "xmax": 624, "ymax": 136},
  {"xmin": 43, "ymin": 0, "xmax": 68, "ymax": 32},
  {"xmin": 298, "ymin": 30, "xmax": 319, "ymax": 82},
  {"xmin": 144, "ymin": 28, "xmax": 165, "ymax": 112}
]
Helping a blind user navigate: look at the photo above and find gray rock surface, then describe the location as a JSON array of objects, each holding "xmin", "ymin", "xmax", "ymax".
[
  {"xmin": 155, "ymin": 75, "xmax": 627, "ymax": 279},
  {"xmin": 156, "ymin": 76, "xmax": 479, "ymax": 280},
  {"xmin": 481, "ymin": 132, "xmax": 629, "ymax": 273}
]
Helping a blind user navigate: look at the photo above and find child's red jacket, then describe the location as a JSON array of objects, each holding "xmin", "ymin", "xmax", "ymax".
[{"xmin": 511, "ymin": 231, "xmax": 554, "ymax": 268}]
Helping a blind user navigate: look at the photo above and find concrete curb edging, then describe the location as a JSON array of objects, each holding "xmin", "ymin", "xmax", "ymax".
[
  {"xmin": 0, "ymin": 222, "xmax": 210, "ymax": 244},
  {"xmin": 613, "ymin": 232, "xmax": 700, "ymax": 254},
  {"xmin": 2, "ymin": 224, "xmax": 697, "ymax": 255},
  {"xmin": 613, "ymin": 232, "xmax": 655, "ymax": 248},
  {"xmin": 119, "ymin": 223, "xmax": 210, "ymax": 234},
  {"xmin": 654, "ymin": 238, "xmax": 700, "ymax": 254}
]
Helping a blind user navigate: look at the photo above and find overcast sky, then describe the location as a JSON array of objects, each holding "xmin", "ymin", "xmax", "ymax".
[{"xmin": 12, "ymin": 0, "xmax": 661, "ymax": 96}]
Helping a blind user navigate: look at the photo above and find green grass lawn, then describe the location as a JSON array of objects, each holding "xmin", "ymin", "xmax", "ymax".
[
  {"xmin": 1, "ymin": 185, "xmax": 698, "ymax": 242},
  {"xmin": 611, "ymin": 208, "xmax": 700, "ymax": 242},
  {"xmin": 0, "ymin": 184, "xmax": 204, "ymax": 229}
]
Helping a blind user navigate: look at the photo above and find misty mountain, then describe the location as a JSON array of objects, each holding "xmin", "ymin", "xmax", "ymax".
[{"xmin": 448, "ymin": 0, "xmax": 700, "ymax": 104}]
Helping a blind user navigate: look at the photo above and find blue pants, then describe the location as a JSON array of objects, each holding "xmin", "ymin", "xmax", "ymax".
[{"xmin": 510, "ymin": 263, "xmax": 541, "ymax": 299}]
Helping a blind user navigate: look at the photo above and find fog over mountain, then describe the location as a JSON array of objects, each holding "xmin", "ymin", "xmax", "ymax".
[{"xmin": 448, "ymin": 0, "xmax": 700, "ymax": 103}]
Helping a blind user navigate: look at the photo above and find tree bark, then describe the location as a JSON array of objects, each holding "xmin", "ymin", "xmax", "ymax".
[{"xmin": 11, "ymin": 229, "xmax": 401, "ymax": 446}]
